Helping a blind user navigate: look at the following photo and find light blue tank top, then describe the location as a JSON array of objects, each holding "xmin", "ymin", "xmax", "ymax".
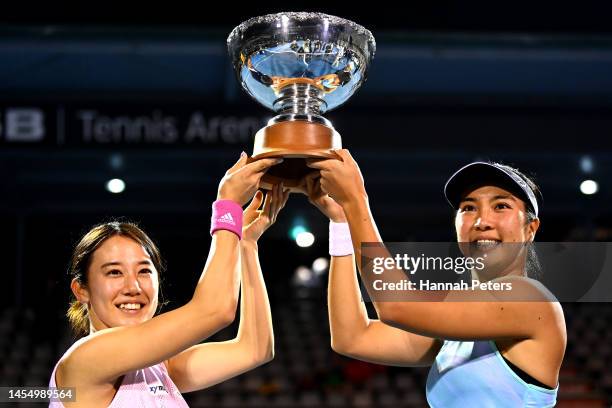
[{"xmin": 426, "ymin": 340, "xmax": 558, "ymax": 408}]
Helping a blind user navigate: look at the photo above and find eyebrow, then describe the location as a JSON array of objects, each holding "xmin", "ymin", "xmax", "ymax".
[
  {"xmin": 101, "ymin": 260, "xmax": 152, "ymax": 268},
  {"xmin": 460, "ymin": 194, "xmax": 517, "ymax": 204}
]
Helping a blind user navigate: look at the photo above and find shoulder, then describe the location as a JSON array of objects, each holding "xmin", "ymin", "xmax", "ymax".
[
  {"xmin": 55, "ymin": 335, "xmax": 90, "ymax": 386},
  {"xmin": 56, "ymin": 330, "xmax": 119, "ymax": 382},
  {"xmin": 493, "ymin": 275, "xmax": 558, "ymax": 302},
  {"xmin": 494, "ymin": 276, "xmax": 566, "ymax": 334},
  {"xmin": 59, "ymin": 330, "xmax": 107, "ymax": 363}
]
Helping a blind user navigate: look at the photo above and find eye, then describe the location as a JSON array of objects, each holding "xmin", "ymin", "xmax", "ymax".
[
  {"xmin": 139, "ymin": 269, "xmax": 153, "ymax": 274},
  {"xmin": 460, "ymin": 204, "xmax": 476, "ymax": 212},
  {"xmin": 495, "ymin": 202, "xmax": 511, "ymax": 210},
  {"xmin": 107, "ymin": 269, "xmax": 122, "ymax": 276}
]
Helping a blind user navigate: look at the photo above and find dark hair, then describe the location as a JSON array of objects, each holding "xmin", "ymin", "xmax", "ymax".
[
  {"xmin": 491, "ymin": 163, "xmax": 542, "ymax": 278},
  {"xmin": 67, "ymin": 221, "xmax": 167, "ymax": 336}
]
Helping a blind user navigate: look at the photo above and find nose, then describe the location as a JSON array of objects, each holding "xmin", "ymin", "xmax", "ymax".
[
  {"xmin": 122, "ymin": 273, "xmax": 142, "ymax": 295},
  {"xmin": 473, "ymin": 208, "xmax": 493, "ymax": 231}
]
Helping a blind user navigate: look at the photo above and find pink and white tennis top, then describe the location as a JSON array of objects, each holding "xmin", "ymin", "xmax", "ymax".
[{"xmin": 49, "ymin": 344, "xmax": 189, "ymax": 407}]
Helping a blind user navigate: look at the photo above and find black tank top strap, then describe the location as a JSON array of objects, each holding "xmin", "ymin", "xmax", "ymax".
[{"xmin": 500, "ymin": 354, "xmax": 555, "ymax": 390}]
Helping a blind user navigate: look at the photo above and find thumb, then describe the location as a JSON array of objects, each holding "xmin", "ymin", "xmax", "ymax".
[{"xmin": 246, "ymin": 190, "xmax": 264, "ymax": 212}]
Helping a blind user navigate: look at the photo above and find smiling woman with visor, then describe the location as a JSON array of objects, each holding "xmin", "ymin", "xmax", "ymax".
[{"xmin": 301, "ymin": 151, "xmax": 565, "ymax": 407}]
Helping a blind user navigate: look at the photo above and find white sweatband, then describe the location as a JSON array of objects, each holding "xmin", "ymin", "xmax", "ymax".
[{"xmin": 329, "ymin": 221, "xmax": 354, "ymax": 256}]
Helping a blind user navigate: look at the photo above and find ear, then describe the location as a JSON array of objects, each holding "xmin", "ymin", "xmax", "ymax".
[
  {"xmin": 527, "ymin": 217, "xmax": 540, "ymax": 242},
  {"xmin": 71, "ymin": 278, "xmax": 90, "ymax": 304}
]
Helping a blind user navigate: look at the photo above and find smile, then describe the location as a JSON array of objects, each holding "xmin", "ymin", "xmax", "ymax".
[
  {"xmin": 115, "ymin": 303, "xmax": 145, "ymax": 314},
  {"xmin": 470, "ymin": 239, "xmax": 501, "ymax": 249}
]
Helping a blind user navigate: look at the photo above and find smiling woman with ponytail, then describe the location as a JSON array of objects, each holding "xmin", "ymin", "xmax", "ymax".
[
  {"xmin": 66, "ymin": 222, "xmax": 167, "ymax": 337},
  {"xmin": 48, "ymin": 153, "xmax": 287, "ymax": 407}
]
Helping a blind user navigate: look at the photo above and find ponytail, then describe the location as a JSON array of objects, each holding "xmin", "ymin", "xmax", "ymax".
[{"xmin": 66, "ymin": 299, "xmax": 89, "ymax": 336}]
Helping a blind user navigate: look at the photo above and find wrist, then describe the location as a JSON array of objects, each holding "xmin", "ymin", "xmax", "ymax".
[
  {"xmin": 212, "ymin": 229, "xmax": 240, "ymax": 241},
  {"xmin": 341, "ymin": 193, "xmax": 369, "ymax": 216},
  {"xmin": 330, "ymin": 214, "xmax": 347, "ymax": 223},
  {"xmin": 329, "ymin": 221, "xmax": 354, "ymax": 257},
  {"xmin": 241, "ymin": 239, "xmax": 259, "ymax": 251},
  {"xmin": 210, "ymin": 199, "xmax": 243, "ymax": 239},
  {"xmin": 217, "ymin": 192, "xmax": 239, "ymax": 203}
]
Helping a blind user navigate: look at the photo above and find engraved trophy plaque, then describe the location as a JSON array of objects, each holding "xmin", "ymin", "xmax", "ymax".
[{"xmin": 227, "ymin": 12, "xmax": 376, "ymax": 189}]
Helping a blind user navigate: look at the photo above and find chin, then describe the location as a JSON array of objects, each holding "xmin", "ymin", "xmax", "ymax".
[
  {"xmin": 480, "ymin": 257, "xmax": 514, "ymax": 278},
  {"xmin": 123, "ymin": 311, "xmax": 155, "ymax": 323},
  {"xmin": 111, "ymin": 316, "xmax": 145, "ymax": 327},
  {"xmin": 119, "ymin": 319, "xmax": 145, "ymax": 327}
]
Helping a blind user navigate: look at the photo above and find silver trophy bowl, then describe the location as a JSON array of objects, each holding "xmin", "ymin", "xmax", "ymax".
[{"xmin": 227, "ymin": 12, "xmax": 376, "ymax": 189}]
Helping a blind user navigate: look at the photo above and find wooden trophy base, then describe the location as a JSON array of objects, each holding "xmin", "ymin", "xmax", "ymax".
[{"xmin": 248, "ymin": 120, "xmax": 342, "ymax": 191}]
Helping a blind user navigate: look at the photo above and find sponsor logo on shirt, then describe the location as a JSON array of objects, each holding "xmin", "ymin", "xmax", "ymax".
[{"xmin": 149, "ymin": 385, "xmax": 167, "ymax": 395}]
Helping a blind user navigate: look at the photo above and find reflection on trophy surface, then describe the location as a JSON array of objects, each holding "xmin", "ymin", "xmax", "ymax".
[{"xmin": 227, "ymin": 12, "xmax": 376, "ymax": 189}]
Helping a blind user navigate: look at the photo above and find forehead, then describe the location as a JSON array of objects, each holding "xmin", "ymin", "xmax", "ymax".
[
  {"xmin": 460, "ymin": 185, "xmax": 526, "ymax": 210},
  {"xmin": 91, "ymin": 235, "xmax": 151, "ymax": 263}
]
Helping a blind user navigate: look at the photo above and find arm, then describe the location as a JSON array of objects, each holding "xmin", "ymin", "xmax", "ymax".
[
  {"xmin": 308, "ymin": 150, "xmax": 562, "ymax": 341},
  {"xmin": 342, "ymin": 193, "xmax": 561, "ymax": 341},
  {"xmin": 329, "ymin": 253, "xmax": 442, "ymax": 366},
  {"xmin": 166, "ymin": 184, "xmax": 287, "ymax": 392},
  {"xmin": 165, "ymin": 241, "xmax": 274, "ymax": 392},
  {"xmin": 58, "ymin": 155, "xmax": 282, "ymax": 387},
  {"xmin": 299, "ymin": 173, "xmax": 441, "ymax": 366}
]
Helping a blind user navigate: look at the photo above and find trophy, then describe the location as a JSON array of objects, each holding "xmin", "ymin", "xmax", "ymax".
[{"xmin": 227, "ymin": 12, "xmax": 376, "ymax": 190}]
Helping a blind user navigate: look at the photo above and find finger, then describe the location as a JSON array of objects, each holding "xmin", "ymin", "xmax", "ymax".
[
  {"xmin": 269, "ymin": 184, "xmax": 279, "ymax": 220},
  {"xmin": 227, "ymin": 151, "xmax": 248, "ymax": 174},
  {"xmin": 273, "ymin": 185, "xmax": 286, "ymax": 223},
  {"xmin": 261, "ymin": 188, "xmax": 273, "ymax": 217},
  {"xmin": 319, "ymin": 168, "xmax": 333, "ymax": 179},
  {"xmin": 305, "ymin": 172, "xmax": 315, "ymax": 195},
  {"xmin": 304, "ymin": 171, "xmax": 320, "ymax": 193},
  {"xmin": 280, "ymin": 188, "xmax": 290, "ymax": 210},
  {"xmin": 273, "ymin": 182, "xmax": 283, "ymax": 215},
  {"xmin": 245, "ymin": 168, "xmax": 268, "ymax": 189},
  {"xmin": 243, "ymin": 157, "xmax": 284, "ymax": 175},
  {"xmin": 312, "ymin": 174, "xmax": 324, "ymax": 196},
  {"xmin": 293, "ymin": 177, "xmax": 308, "ymax": 195},
  {"xmin": 305, "ymin": 172, "xmax": 325, "ymax": 201},
  {"xmin": 333, "ymin": 148, "xmax": 352, "ymax": 163},
  {"xmin": 243, "ymin": 190, "xmax": 263, "ymax": 224},
  {"xmin": 305, "ymin": 158, "xmax": 334, "ymax": 170},
  {"xmin": 246, "ymin": 190, "xmax": 264, "ymax": 212},
  {"xmin": 276, "ymin": 183, "xmax": 284, "ymax": 220},
  {"xmin": 320, "ymin": 179, "xmax": 329, "ymax": 195},
  {"xmin": 304, "ymin": 170, "xmax": 320, "ymax": 181}
]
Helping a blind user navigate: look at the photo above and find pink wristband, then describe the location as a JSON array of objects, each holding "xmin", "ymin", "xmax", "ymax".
[
  {"xmin": 329, "ymin": 221, "xmax": 354, "ymax": 256},
  {"xmin": 210, "ymin": 199, "xmax": 243, "ymax": 240}
]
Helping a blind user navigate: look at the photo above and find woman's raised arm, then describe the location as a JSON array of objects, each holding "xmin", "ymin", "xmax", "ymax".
[
  {"xmin": 57, "ymin": 156, "xmax": 282, "ymax": 388},
  {"xmin": 165, "ymin": 184, "xmax": 288, "ymax": 392}
]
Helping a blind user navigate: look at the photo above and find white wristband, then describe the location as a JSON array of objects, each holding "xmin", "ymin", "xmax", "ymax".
[{"xmin": 329, "ymin": 221, "xmax": 354, "ymax": 256}]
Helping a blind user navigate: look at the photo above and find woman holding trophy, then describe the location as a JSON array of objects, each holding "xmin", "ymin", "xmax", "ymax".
[
  {"xmin": 302, "ymin": 151, "xmax": 565, "ymax": 407},
  {"xmin": 49, "ymin": 154, "xmax": 287, "ymax": 407}
]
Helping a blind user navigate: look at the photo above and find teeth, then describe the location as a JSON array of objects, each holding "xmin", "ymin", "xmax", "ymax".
[
  {"xmin": 119, "ymin": 303, "xmax": 141, "ymax": 310},
  {"xmin": 475, "ymin": 240, "xmax": 500, "ymax": 247}
]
